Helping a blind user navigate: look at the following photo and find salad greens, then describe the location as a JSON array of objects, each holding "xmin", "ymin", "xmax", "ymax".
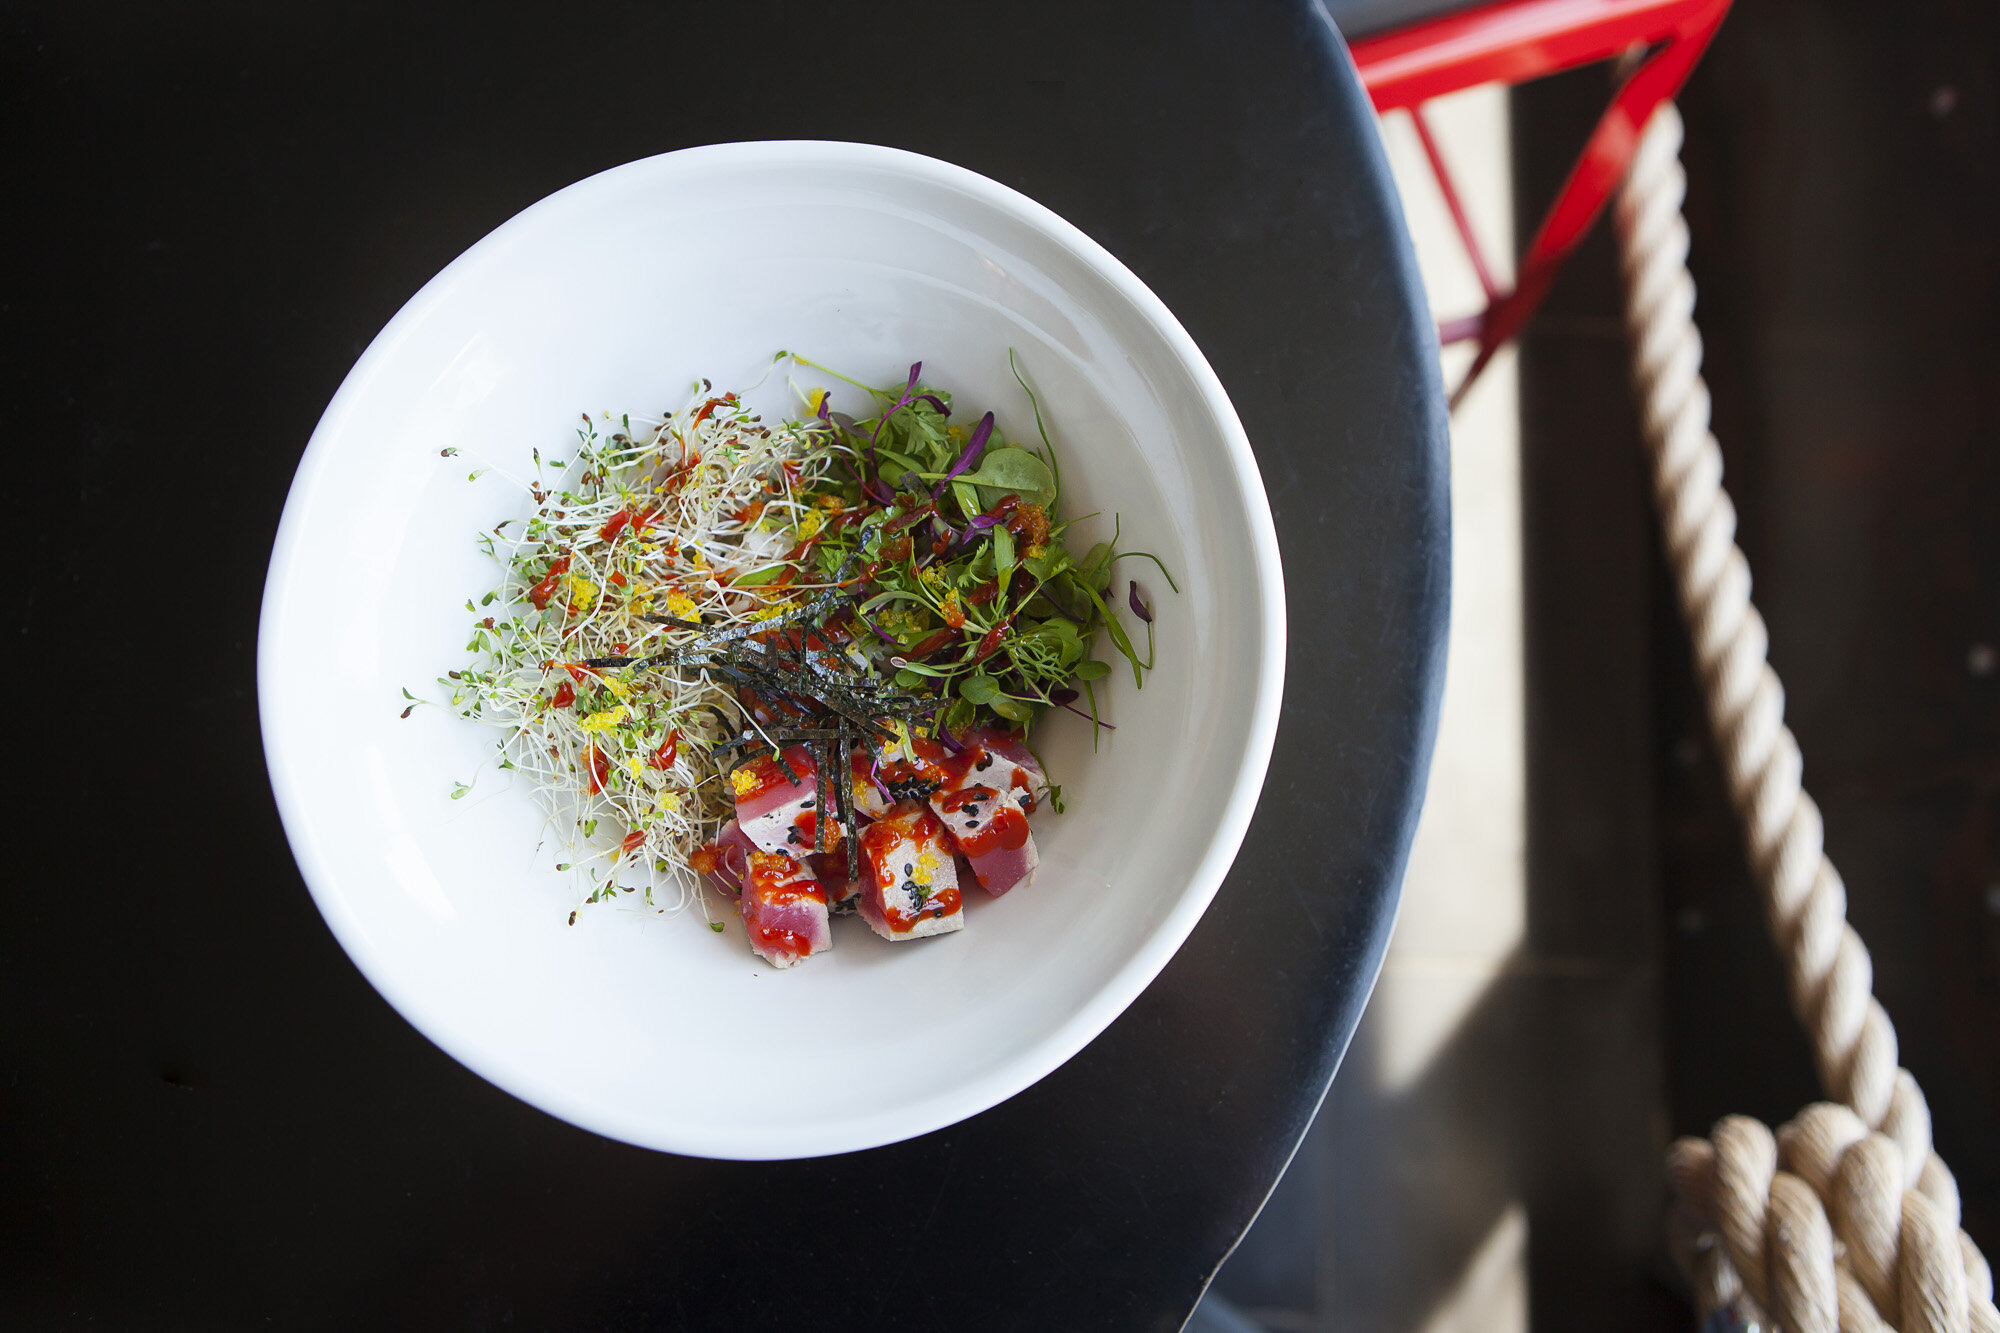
[{"xmin": 434, "ymin": 353, "xmax": 1170, "ymax": 912}]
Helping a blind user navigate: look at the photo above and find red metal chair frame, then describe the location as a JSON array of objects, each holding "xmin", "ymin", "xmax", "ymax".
[{"xmin": 1349, "ymin": 0, "xmax": 1732, "ymax": 404}]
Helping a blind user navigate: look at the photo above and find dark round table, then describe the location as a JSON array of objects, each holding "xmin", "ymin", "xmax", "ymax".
[{"xmin": 2, "ymin": 3, "xmax": 1448, "ymax": 1327}]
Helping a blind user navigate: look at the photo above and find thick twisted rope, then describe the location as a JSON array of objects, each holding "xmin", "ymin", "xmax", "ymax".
[{"xmin": 1613, "ymin": 101, "xmax": 1998, "ymax": 1333}]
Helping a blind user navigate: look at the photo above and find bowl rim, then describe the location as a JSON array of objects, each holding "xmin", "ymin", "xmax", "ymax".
[{"xmin": 257, "ymin": 139, "xmax": 1287, "ymax": 1158}]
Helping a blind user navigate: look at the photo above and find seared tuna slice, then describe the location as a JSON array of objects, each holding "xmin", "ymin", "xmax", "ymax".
[
  {"xmin": 929, "ymin": 769, "xmax": 1039, "ymax": 897},
  {"xmin": 808, "ymin": 842, "xmax": 865, "ymax": 914},
  {"xmin": 690, "ymin": 817, "xmax": 759, "ymax": 894},
  {"xmin": 856, "ymin": 799, "xmax": 965, "ymax": 941},
  {"xmin": 733, "ymin": 745, "xmax": 827, "ymax": 854},
  {"xmin": 962, "ymin": 725, "xmax": 1052, "ymax": 813},
  {"xmin": 738, "ymin": 848, "xmax": 832, "ymax": 968}
]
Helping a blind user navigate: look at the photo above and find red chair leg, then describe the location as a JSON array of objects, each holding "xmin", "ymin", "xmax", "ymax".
[
  {"xmin": 1350, "ymin": 0, "xmax": 1733, "ymax": 404},
  {"xmin": 1451, "ymin": 0, "xmax": 1728, "ymax": 404}
]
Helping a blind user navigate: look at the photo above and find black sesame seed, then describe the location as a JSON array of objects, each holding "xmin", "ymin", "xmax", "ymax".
[{"xmin": 887, "ymin": 775, "xmax": 940, "ymax": 802}]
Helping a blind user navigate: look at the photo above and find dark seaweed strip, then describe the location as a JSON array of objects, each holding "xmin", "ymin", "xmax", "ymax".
[
  {"xmin": 695, "ymin": 590, "xmax": 840, "ymax": 647},
  {"xmin": 837, "ymin": 717, "xmax": 859, "ymax": 857},
  {"xmin": 791, "ymin": 652, "xmax": 936, "ymax": 717},
  {"xmin": 811, "ymin": 741, "xmax": 833, "ymax": 855},
  {"xmin": 716, "ymin": 728, "xmax": 847, "ymax": 746},
  {"xmin": 706, "ymin": 661, "xmax": 912, "ymax": 739},
  {"xmin": 583, "ymin": 541, "xmax": 969, "ymax": 866}
]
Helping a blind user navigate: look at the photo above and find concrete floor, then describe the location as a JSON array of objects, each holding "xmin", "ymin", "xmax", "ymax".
[
  {"xmin": 1199, "ymin": 4, "xmax": 2000, "ymax": 1324},
  {"xmin": 1195, "ymin": 81, "xmax": 1674, "ymax": 1332}
]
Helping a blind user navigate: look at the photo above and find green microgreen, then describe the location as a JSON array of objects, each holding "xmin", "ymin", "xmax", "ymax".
[{"xmin": 432, "ymin": 354, "xmax": 1170, "ymax": 923}]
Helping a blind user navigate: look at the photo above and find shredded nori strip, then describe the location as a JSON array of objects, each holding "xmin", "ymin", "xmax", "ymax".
[
  {"xmin": 810, "ymin": 740, "xmax": 834, "ymax": 854},
  {"xmin": 604, "ymin": 594, "xmax": 944, "ymax": 860}
]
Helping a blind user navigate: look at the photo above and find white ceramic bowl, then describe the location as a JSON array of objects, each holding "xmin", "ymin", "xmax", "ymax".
[{"xmin": 259, "ymin": 142, "xmax": 1284, "ymax": 1159}]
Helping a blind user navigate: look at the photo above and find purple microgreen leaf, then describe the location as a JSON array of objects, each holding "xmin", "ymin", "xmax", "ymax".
[
  {"xmin": 853, "ymin": 363, "xmax": 925, "ymax": 484},
  {"xmin": 916, "ymin": 393, "xmax": 949, "ymax": 415},
  {"xmin": 933, "ymin": 410, "xmax": 995, "ymax": 499},
  {"xmin": 1050, "ymin": 687, "xmax": 1080, "ymax": 706},
  {"xmin": 1058, "ymin": 701, "xmax": 1113, "ymax": 728},
  {"xmin": 1128, "ymin": 580, "xmax": 1154, "ymax": 624},
  {"xmin": 866, "ymin": 756, "xmax": 893, "ymax": 803},
  {"xmin": 874, "ymin": 366, "xmax": 921, "ymax": 429},
  {"xmin": 935, "ymin": 728, "xmax": 964, "ymax": 755}
]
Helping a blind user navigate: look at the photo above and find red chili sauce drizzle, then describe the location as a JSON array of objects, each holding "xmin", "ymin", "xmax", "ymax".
[
  {"xmin": 754, "ymin": 924, "xmax": 808, "ymax": 957},
  {"xmin": 873, "ymin": 736, "xmax": 961, "ymax": 793},
  {"xmin": 733, "ymin": 747, "xmax": 816, "ymax": 805},
  {"xmin": 952, "ymin": 802, "xmax": 1029, "ymax": 858},
  {"xmin": 786, "ymin": 807, "xmax": 844, "ymax": 852},
  {"xmin": 936, "ymin": 783, "xmax": 995, "ymax": 813}
]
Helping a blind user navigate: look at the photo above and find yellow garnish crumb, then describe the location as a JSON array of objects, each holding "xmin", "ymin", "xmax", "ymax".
[
  {"xmin": 920, "ymin": 565, "xmax": 944, "ymax": 586},
  {"xmin": 626, "ymin": 754, "xmax": 645, "ymax": 779},
  {"xmin": 579, "ymin": 705, "xmax": 630, "ymax": 734},
  {"xmin": 731, "ymin": 768, "xmax": 758, "ymax": 798},
  {"xmin": 598, "ymin": 675, "xmax": 632, "ymax": 700},
  {"xmin": 795, "ymin": 510, "xmax": 824, "ymax": 540},
  {"xmin": 659, "ymin": 790, "xmax": 682, "ymax": 813},
  {"xmin": 815, "ymin": 494, "xmax": 845, "ymax": 512},
  {"xmin": 751, "ymin": 600, "xmax": 793, "ymax": 622},
  {"xmin": 568, "ymin": 575, "xmax": 598, "ymax": 607},
  {"xmin": 663, "ymin": 591, "xmax": 699, "ymax": 620},
  {"xmin": 888, "ymin": 606, "xmax": 929, "ymax": 635},
  {"xmin": 915, "ymin": 846, "xmax": 945, "ymax": 886}
]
